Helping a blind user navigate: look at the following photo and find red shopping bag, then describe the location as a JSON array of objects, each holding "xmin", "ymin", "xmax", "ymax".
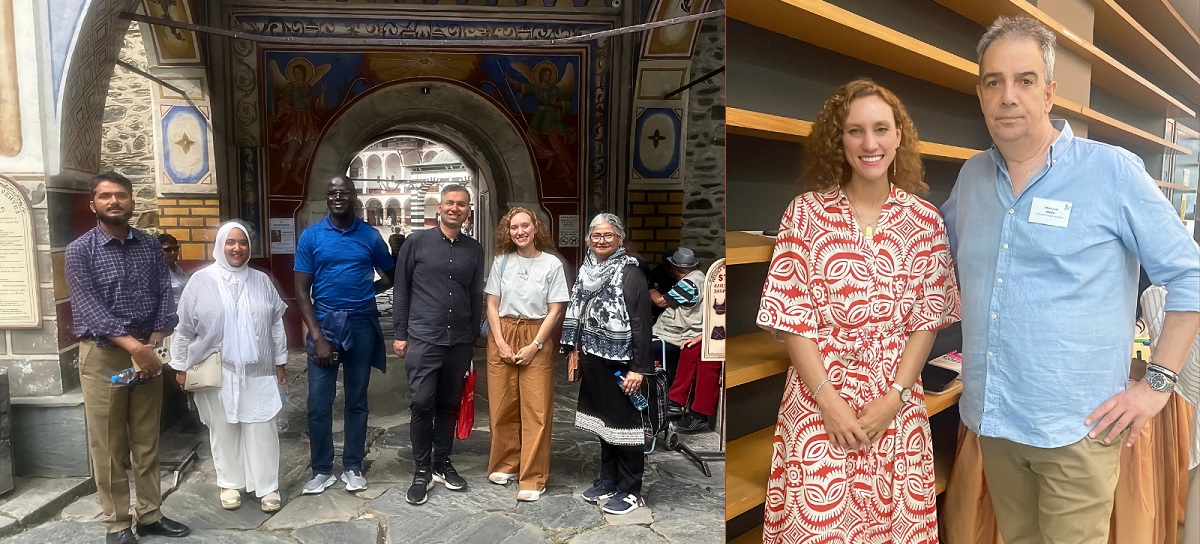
[{"xmin": 455, "ymin": 369, "xmax": 476, "ymax": 440}]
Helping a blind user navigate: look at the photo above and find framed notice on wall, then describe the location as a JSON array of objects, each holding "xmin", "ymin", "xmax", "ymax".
[
  {"xmin": 269, "ymin": 218, "xmax": 296, "ymax": 254},
  {"xmin": 558, "ymin": 214, "xmax": 579, "ymax": 247},
  {"xmin": 0, "ymin": 176, "xmax": 41, "ymax": 328}
]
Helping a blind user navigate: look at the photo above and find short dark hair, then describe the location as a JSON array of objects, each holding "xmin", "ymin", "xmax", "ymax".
[
  {"xmin": 157, "ymin": 233, "xmax": 179, "ymax": 246},
  {"xmin": 90, "ymin": 171, "xmax": 134, "ymax": 199},
  {"xmin": 440, "ymin": 184, "xmax": 470, "ymax": 201}
]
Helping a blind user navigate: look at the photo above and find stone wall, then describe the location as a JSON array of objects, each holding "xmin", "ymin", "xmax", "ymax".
[
  {"xmin": 99, "ymin": 22, "xmax": 157, "ymax": 228},
  {"xmin": 681, "ymin": 17, "xmax": 725, "ymax": 267}
]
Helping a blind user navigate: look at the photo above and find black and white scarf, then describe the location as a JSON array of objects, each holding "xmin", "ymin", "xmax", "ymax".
[{"xmin": 562, "ymin": 247, "xmax": 637, "ymax": 361}]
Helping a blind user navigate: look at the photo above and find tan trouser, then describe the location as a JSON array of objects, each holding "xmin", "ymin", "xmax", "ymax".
[
  {"xmin": 980, "ymin": 432, "xmax": 1122, "ymax": 544},
  {"xmin": 79, "ymin": 340, "xmax": 164, "ymax": 533},
  {"xmin": 486, "ymin": 317, "xmax": 554, "ymax": 491}
]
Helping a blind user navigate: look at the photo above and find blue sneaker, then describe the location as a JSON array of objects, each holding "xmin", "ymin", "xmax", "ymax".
[
  {"xmin": 581, "ymin": 478, "xmax": 619, "ymax": 503},
  {"xmin": 601, "ymin": 491, "xmax": 644, "ymax": 515}
]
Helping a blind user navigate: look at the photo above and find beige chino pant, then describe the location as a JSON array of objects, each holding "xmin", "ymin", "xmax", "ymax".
[
  {"xmin": 79, "ymin": 339, "xmax": 164, "ymax": 533},
  {"xmin": 979, "ymin": 432, "xmax": 1122, "ymax": 544},
  {"xmin": 486, "ymin": 317, "xmax": 555, "ymax": 491}
]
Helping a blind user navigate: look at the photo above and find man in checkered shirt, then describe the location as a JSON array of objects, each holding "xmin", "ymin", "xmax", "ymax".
[{"xmin": 65, "ymin": 172, "xmax": 190, "ymax": 544}]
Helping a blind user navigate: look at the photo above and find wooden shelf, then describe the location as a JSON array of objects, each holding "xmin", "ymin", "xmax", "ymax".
[
  {"xmin": 727, "ymin": 330, "xmax": 790, "ymax": 388},
  {"xmin": 934, "ymin": 0, "xmax": 1194, "ymax": 117},
  {"xmin": 730, "ymin": 526, "xmax": 764, "ymax": 544},
  {"xmin": 726, "ymin": 426, "xmax": 775, "ymax": 521},
  {"xmin": 1155, "ymin": 179, "xmax": 1197, "ymax": 192},
  {"xmin": 728, "ymin": 107, "xmax": 982, "ymax": 162},
  {"xmin": 1114, "ymin": 0, "xmax": 1200, "ymax": 72},
  {"xmin": 729, "ymin": 0, "xmax": 1190, "ymax": 155},
  {"xmin": 727, "ymin": 231, "xmax": 775, "ymax": 266},
  {"xmin": 925, "ymin": 379, "xmax": 963, "ymax": 418},
  {"xmin": 1089, "ymin": 0, "xmax": 1200, "ymax": 101},
  {"xmin": 727, "ymin": 107, "xmax": 811, "ymax": 141}
]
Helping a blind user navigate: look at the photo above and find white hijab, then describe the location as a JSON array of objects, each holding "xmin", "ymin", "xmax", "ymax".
[{"xmin": 207, "ymin": 222, "xmax": 259, "ymax": 373}]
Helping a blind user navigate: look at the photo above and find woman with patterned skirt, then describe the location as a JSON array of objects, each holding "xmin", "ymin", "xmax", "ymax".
[
  {"xmin": 755, "ymin": 79, "xmax": 961, "ymax": 543},
  {"xmin": 563, "ymin": 213, "xmax": 656, "ymax": 516}
]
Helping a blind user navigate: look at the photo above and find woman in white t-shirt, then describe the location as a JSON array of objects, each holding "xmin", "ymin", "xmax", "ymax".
[{"xmin": 484, "ymin": 207, "xmax": 570, "ymax": 502}]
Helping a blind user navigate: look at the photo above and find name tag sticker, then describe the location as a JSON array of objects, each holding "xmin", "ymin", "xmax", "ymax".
[{"xmin": 1029, "ymin": 197, "xmax": 1072, "ymax": 228}]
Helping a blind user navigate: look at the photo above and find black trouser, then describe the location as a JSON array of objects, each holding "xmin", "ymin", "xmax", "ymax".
[
  {"xmin": 404, "ymin": 338, "xmax": 473, "ymax": 472},
  {"xmin": 601, "ymin": 440, "xmax": 645, "ymax": 496}
]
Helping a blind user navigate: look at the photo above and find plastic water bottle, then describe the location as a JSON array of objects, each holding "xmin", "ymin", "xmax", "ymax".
[
  {"xmin": 614, "ymin": 371, "xmax": 649, "ymax": 411},
  {"xmin": 276, "ymin": 384, "xmax": 290, "ymax": 432},
  {"xmin": 111, "ymin": 368, "xmax": 152, "ymax": 387}
]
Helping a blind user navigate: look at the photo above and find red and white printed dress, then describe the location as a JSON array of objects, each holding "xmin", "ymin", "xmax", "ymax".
[{"xmin": 755, "ymin": 186, "xmax": 960, "ymax": 544}]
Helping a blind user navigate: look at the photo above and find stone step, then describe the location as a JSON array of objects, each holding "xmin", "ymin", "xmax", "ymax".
[{"xmin": 0, "ymin": 477, "xmax": 93, "ymax": 538}]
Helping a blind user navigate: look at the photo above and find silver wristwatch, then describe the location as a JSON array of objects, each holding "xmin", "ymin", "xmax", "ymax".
[
  {"xmin": 1144, "ymin": 364, "xmax": 1177, "ymax": 394},
  {"xmin": 891, "ymin": 383, "xmax": 912, "ymax": 403}
]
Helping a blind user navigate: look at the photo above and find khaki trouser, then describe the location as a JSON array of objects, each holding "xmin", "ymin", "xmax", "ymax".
[
  {"xmin": 980, "ymin": 432, "xmax": 1122, "ymax": 544},
  {"xmin": 486, "ymin": 317, "xmax": 555, "ymax": 491},
  {"xmin": 79, "ymin": 340, "xmax": 164, "ymax": 533}
]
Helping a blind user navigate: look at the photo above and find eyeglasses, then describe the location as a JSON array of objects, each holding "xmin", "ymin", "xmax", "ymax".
[
  {"xmin": 589, "ymin": 233, "xmax": 617, "ymax": 243},
  {"xmin": 326, "ymin": 190, "xmax": 354, "ymax": 198},
  {"xmin": 162, "ymin": 246, "xmax": 180, "ymax": 253}
]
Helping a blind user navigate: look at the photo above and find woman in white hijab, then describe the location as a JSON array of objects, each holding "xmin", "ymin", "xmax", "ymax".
[{"xmin": 169, "ymin": 222, "xmax": 289, "ymax": 512}]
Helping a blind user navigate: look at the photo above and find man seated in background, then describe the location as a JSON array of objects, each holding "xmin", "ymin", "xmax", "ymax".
[{"xmin": 650, "ymin": 248, "xmax": 710, "ymax": 430}]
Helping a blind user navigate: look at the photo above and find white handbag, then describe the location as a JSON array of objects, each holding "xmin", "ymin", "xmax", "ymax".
[{"xmin": 184, "ymin": 349, "xmax": 222, "ymax": 391}]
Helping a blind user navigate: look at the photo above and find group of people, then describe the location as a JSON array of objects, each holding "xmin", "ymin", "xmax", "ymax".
[
  {"xmin": 755, "ymin": 16, "xmax": 1200, "ymax": 544},
  {"xmin": 68, "ymin": 169, "xmax": 709, "ymax": 543}
]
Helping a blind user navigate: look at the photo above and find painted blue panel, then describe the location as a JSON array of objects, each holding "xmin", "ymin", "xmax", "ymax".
[
  {"xmin": 161, "ymin": 106, "xmax": 211, "ymax": 184},
  {"xmin": 633, "ymin": 108, "xmax": 682, "ymax": 179}
]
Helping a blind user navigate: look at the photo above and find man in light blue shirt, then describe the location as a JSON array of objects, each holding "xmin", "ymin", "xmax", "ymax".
[{"xmin": 943, "ymin": 16, "xmax": 1200, "ymax": 544}]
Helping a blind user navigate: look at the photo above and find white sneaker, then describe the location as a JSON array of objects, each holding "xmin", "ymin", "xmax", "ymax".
[
  {"xmin": 342, "ymin": 469, "xmax": 368, "ymax": 492},
  {"xmin": 516, "ymin": 489, "xmax": 543, "ymax": 502},
  {"xmin": 488, "ymin": 472, "xmax": 518, "ymax": 485},
  {"xmin": 302, "ymin": 473, "xmax": 337, "ymax": 495}
]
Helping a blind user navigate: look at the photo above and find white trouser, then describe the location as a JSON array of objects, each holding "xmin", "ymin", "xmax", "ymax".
[{"xmin": 195, "ymin": 389, "xmax": 280, "ymax": 497}]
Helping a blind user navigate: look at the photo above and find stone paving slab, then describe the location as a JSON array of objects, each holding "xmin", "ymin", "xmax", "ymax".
[
  {"xmin": 508, "ymin": 494, "xmax": 604, "ymax": 531},
  {"xmin": 568, "ymin": 524, "xmax": 670, "ymax": 544},
  {"xmin": 262, "ymin": 489, "xmax": 365, "ymax": 531},
  {"xmin": 160, "ymin": 482, "xmax": 271, "ymax": 531},
  {"xmin": 388, "ymin": 511, "xmax": 549, "ymax": 544},
  {"xmin": 0, "ymin": 477, "xmax": 93, "ymax": 538},
  {"xmin": 293, "ymin": 518, "xmax": 381, "ymax": 544},
  {"xmin": 138, "ymin": 530, "xmax": 300, "ymax": 543}
]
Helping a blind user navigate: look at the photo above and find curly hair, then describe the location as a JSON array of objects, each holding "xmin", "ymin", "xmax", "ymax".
[
  {"xmin": 494, "ymin": 207, "xmax": 556, "ymax": 255},
  {"xmin": 799, "ymin": 79, "xmax": 928, "ymax": 197}
]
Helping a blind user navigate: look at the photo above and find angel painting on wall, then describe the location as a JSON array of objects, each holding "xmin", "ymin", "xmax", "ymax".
[
  {"xmin": 268, "ymin": 57, "xmax": 332, "ymax": 192},
  {"xmin": 503, "ymin": 61, "xmax": 578, "ymax": 190}
]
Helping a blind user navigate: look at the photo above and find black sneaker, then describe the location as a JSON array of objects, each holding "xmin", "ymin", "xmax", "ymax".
[
  {"xmin": 665, "ymin": 401, "xmax": 685, "ymax": 418},
  {"xmin": 602, "ymin": 491, "xmax": 645, "ymax": 515},
  {"xmin": 407, "ymin": 470, "xmax": 433, "ymax": 505},
  {"xmin": 581, "ymin": 478, "xmax": 619, "ymax": 503},
  {"xmin": 432, "ymin": 461, "xmax": 467, "ymax": 491},
  {"xmin": 676, "ymin": 413, "xmax": 709, "ymax": 433}
]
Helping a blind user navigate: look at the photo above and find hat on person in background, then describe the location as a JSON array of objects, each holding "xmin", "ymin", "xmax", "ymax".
[{"xmin": 667, "ymin": 247, "xmax": 699, "ymax": 269}]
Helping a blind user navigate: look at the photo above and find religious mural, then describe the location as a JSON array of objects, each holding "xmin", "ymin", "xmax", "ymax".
[{"xmin": 261, "ymin": 50, "xmax": 586, "ymax": 200}]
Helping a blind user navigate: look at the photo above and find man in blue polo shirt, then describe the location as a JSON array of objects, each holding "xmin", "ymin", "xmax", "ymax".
[
  {"xmin": 294, "ymin": 175, "xmax": 395, "ymax": 494},
  {"xmin": 944, "ymin": 17, "xmax": 1200, "ymax": 544}
]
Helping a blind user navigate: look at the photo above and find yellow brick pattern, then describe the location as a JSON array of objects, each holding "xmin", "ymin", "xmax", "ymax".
[
  {"xmin": 626, "ymin": 190, "xmax": 682, "ymax": 265},
  {"xmin": 158, "ymin": 197, "xmax": 219, "ymax": 262}
]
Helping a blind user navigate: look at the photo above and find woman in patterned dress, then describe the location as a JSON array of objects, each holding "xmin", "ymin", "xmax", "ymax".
[{"xmin": 755, "ymin": 79, "xmax": 961, "ymax": 543}]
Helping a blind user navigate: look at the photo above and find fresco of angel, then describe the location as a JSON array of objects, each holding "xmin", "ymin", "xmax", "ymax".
[
  {"xmin": 503, "ymin": 61, "xmax": 578, "ymax": 187},
  {"xmin": 268, "ymin": 57, "xmax": 332, "ymax": 191}
]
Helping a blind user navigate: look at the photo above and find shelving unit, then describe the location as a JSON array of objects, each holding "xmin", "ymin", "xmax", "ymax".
[
  {"xmin": 726, "ymin": 231, "xmax": 774, "ymax": 267},
  {"xmin": 1113, "ymin": 0, "xmax": 1200, "ymax": 70},
  {"xmin": 727, "ymin": 0, "xmax": 1192, "ymax": 155},
  {"xmin": 1087, "ymin": 0, "xmax": 1200, "ymax": 100},
  {"xmin": 933, "ymin": 0, "xmax": 1194, "ymax": 117}
]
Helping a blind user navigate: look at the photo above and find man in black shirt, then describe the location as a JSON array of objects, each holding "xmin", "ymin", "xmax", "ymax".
[{"xmin": 392, "ymin": 184, "xmax": 485, "ymax": 505}]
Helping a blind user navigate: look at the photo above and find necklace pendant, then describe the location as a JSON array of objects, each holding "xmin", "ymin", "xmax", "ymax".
[{"xmin": 864, "ymin": 226, "xmax": 874, "ymax": 237}]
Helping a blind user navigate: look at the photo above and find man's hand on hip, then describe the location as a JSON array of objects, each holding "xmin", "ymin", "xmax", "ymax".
[
  {"xmin": 1085, "ymin": 380, "xmax": 1172, "ymax": 447},
  {"xmin": 393, "ymin": 340, "xmax": 408, "ymax": 358}
]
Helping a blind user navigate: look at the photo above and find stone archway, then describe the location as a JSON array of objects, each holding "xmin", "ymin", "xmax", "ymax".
[{"xmin": 302, "ymin": 80, "xmax": 542, "ymax": 255}]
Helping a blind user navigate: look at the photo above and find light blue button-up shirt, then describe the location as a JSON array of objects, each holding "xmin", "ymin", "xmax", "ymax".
[{"xmin": 943, "ymin": 120, "xmax": 1200, "ymax": 448}]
